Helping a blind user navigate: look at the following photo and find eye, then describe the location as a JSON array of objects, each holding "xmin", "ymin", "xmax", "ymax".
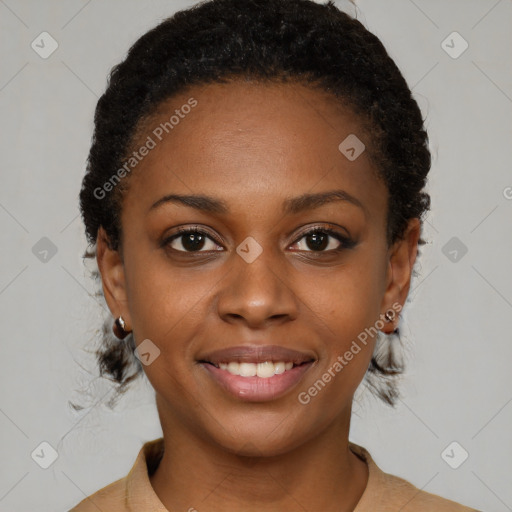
[
  {"xmin": 162, "ymin": 224, "xmax": 356, "ymax": 254},
  {"xmin": 289, "ymin": 226, "xmax": 355, "ymax": 253},
  {"xmin": 163, "ymin": 226, "xmax": 223, "ymax": 253}
]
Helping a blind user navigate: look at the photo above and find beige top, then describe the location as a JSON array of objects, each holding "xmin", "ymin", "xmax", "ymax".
[{"xmin": 69, "ymin": 438, "xmax": 480, "ymax": 511}]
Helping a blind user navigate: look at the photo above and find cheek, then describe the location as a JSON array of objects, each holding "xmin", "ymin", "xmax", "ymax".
[
  {"xmin": 122, "ymin": 254, "xmax": 211, "ymax": 395},
  {"xmin": 295, "ymin": 270, "xmax": 380, "ymax": 416},
  {"xmin": 304, "ymin": 257, "xmax": 384, "ymax": 336},
  {"xmin": 126, "ymin": 264, "xmax": 204, "ymax": 334},
  {"xmin": 123, "ymin": 247, "xmax": 224, "ymax": 354},
  {"xmin": 297, "ymin": 254, "xmax": 387, "ymax": 402}
]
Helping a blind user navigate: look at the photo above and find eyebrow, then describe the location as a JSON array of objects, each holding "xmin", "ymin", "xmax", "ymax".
[{"xmin": 148, "ymin": 189, "xmax": 366, "ymax": 216}]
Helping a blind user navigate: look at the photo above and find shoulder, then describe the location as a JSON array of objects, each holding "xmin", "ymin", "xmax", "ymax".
[
  {"xmin": 378, "ymin": 471, "xmax": 480, "ymax": 511},
  {"xmin": 349, "ymin": 441, "xmax": 481, "ymax": 512},
  {"xmin": 68, "ymin": 476, "xmax": 127, "ymax": 511},
  {"xmin": 68, "ymin": 437, "xmax": 166, "ymax": 511}
]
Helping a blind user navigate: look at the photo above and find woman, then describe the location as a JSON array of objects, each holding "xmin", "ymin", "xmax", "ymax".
[{"xmin": 70, "ymin": 0, "xmax": 480, "ymax": 510}]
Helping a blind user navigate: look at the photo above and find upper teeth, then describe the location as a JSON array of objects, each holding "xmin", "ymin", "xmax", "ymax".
[{"xmin": 218, "ymin": 361, "xmax": 294, "ymax": 378}]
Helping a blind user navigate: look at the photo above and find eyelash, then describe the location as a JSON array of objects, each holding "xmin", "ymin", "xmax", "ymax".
[{"xmin": 161, "ymin": 224, "xmax": 356, "ymax": 254}]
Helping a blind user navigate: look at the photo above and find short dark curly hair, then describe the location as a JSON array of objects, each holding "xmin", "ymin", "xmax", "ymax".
[{"xmin": 75, "ymin": 0, "xmax": 431, "ymax": 410}]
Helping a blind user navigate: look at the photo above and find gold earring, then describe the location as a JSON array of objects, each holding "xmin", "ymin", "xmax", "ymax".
[{"xmin": 113, "ymin": 315, "xmax": 131, "ymax": 340}]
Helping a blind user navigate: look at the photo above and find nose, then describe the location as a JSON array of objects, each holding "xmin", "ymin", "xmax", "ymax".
[{"xmin": 216, "ymin": 246, "xmax": 299, "ymax": 329}]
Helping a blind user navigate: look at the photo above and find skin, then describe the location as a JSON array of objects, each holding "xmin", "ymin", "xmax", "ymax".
[{"xmin": 96, "ymin": 80, "xmax": 420, "ymax": 512}]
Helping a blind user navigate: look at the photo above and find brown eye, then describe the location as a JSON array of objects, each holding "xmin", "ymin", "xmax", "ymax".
[
  {"xmin": 163, "ymin": 228, "xmax": 223, "ymax": 253},
  {"xmin": 290, "ymin": 227, "xmax": 356, "ymax": 253}
]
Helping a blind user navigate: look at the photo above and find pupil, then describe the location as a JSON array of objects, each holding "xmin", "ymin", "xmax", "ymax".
[
  {"xmin": 307, "ymin": 232, "xmax": 327, "ymax": 251},
  {"xmin": 183, "ymin": 233, "xmax": 205, "ymax": 251},
  {"xmin": 180, "ymin": 232, "xmax": 329, "ymax": 252}
]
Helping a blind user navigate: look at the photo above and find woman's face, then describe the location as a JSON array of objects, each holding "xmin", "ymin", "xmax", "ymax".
[{"xmin": 98, "ymin": 80, "xmax": 419, "ymax": 456}]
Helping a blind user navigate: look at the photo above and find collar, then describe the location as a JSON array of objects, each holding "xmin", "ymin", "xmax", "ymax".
[{"xmin": 125, "ymin": 437, "xmax": 381, "ymax": 510}]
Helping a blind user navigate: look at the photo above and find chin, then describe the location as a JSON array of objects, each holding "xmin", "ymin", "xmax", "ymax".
[{"xmin": 207, "ymin": 411, "xmax": 312, "ymax": 458}]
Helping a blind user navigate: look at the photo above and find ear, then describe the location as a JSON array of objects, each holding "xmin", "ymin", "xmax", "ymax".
[
  {"xmin": 380, "ymin": 218, "xmax": 421, "ymax": 333},
  {"xmin": 96, "ymin": 226, "xmax": 131, "ymax": 329}
]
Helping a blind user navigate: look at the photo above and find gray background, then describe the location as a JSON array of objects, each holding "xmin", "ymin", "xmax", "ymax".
[{"xmin": 0, "ymin": 0, "xmax": 511, "ymax": 510}]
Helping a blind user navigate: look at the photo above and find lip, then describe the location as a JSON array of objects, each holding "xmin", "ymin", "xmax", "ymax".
[
  {"xmin": 198, "ymin": 344, "xmax": 316, "ymax": 366},
  {"xmin": 201, "ymin": 360, "xmax": 314, "ymax": 402},
  {"xmin": 197, "ymin": 344, "xmax": 316, "ymax": 402}
]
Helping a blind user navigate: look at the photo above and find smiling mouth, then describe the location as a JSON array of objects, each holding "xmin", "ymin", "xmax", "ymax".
[
  {"xmin": 200, "ymin": 360, "xmax": 313, "ymax": 378},
  {"xmin": 196, "ymin": 344, "xmax": 316, "ymax": 401}
]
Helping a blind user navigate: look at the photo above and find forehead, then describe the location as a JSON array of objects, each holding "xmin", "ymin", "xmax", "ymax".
[{"xmin": 123, "ymin": 80, "xmax": 387, "ymax": 224}]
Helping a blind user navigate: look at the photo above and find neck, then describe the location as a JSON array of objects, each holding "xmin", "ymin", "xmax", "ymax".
[{"xmin": 150, "ymin": 398, "xmax": 368, "ymax": 512}]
